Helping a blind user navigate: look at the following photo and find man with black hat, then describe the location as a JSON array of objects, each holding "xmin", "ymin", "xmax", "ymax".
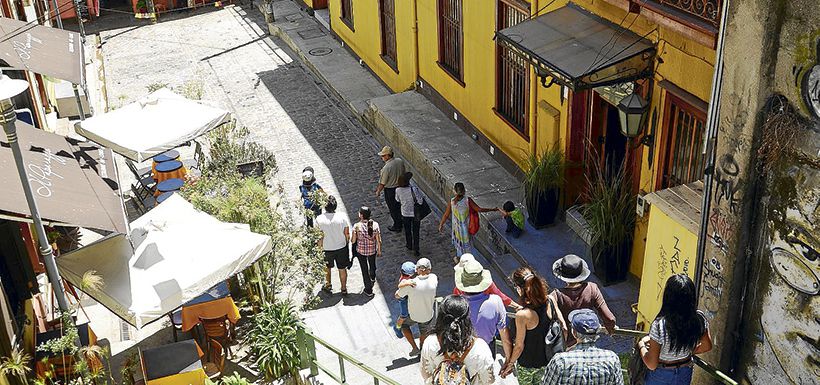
[
  {"xmin": 552, "ymin": 254, "xmax": 617, "ymax": 347},
  {"xmin": 541, "ymin": 309, "xmax": 624, "ymax": 385},
  {"xmin": 456, "ymin": 259, "xmax": 512, "ymax": 359},
  {"xmin": 374, "ymin": 146, "xmax": 406, "ymax": 232}
]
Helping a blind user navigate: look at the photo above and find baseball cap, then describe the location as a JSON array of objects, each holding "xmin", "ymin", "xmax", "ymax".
[
  {"xmin": 378, "ymin": 146, "xmax": 393, "ymax": 156},
  {"xmin": 416, "ymin": 258, "xmax": 431, "ymax": 270},
  {"xmin": 568, "ymin": 309, "xmax": 601, "ymax": 335},
  {"xmin": 401, "ymin": 261, "xmax": 416, "ymax": 275}
]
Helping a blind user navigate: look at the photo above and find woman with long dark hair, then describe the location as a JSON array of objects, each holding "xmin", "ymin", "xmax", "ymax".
[
  {"xmin": 640, "ymin": 274, "xmax": 712, "ymax": 385},
  {"xmin": 350, "ymin": 206, "xmax": 381, "ymax": 297},
  {"xmin": 420, "ymin": 295, "xmax": 495, "ymax": 385},
  {"xmin": 500, "ymin": 267, "xmax": 566, "ymax": 384}
]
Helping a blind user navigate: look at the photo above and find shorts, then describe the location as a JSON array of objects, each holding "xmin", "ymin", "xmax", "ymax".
[
  {"xmin": 401, "ymin": 304, "xmax": 437, "ymax": 335},
  {"xmin": 324, "ymin": 247, "xmax": 350, "ymax": 269}
]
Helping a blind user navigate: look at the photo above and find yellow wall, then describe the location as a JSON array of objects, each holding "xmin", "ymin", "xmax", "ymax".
[
  {"xmin": 328, "ymin": 0, "xmax": 417, "ymax": 93},
  {"xmin": 636, "ymin": 206, "xmax": 698, "ymax": 329}
]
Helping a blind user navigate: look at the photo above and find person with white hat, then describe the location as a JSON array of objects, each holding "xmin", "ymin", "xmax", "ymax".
[
  {"xmin": 298, "ymin": 166, "xmax": 323, "ymax": 227},
  {"xmin": 552, "ymin": 254, "xmax": 616, "ymax": 347},
  {"xmin": 374, "ymin": 146, "xmax": 406, "ymax": 232},
  {"xmin": 453, "ymin": 253, "xmax": 520, "ymax": 310},
  {"xmin": 455, "ymin": 259, "xmax": 511, "ymax": 359}
]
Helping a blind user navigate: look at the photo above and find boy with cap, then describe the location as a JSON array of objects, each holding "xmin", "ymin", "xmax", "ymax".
[
  {"xmin": 541, "ymin": 309, "xmax": 624, "ymax": 385},
  {"xmin": 395, "ymin": 261, "xmax": 416, "ymax": 328}
]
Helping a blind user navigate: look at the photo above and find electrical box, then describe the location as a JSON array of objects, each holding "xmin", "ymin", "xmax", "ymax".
[{"xmin": 636, "ymin": 194, "xmax": 649, "ymax": 217}]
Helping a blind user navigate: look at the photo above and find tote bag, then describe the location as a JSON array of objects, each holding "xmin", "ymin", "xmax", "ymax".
[
  {"xmin": 467, "ymin": 198, "xmax": 480, "ymax": 235},
  {"xmin": 411, "ymin": 187, "xmax": 432, "ymax": 220}
]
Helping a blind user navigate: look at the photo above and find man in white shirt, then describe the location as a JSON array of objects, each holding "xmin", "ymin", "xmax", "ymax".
[
  {"xmin": 316, "ymin": 196, "xmax": 351, "ymax": 295},
  {"xmin": 396, "ymin": 258, "xmax": 438, "ymax": 356}
]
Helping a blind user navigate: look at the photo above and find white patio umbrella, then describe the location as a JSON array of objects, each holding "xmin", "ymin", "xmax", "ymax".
[
  {"xmin": 56, "ymin": 194, "xmax": 272, "ymax": 328},
  {"xmin": 75, "ymin": 88, "xmax": 231, "ymax": 162}
]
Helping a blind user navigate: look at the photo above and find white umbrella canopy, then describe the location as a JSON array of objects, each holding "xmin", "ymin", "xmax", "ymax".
[
  {"xmin": 56, "ymin": 194, "xmax": 272, "ymax": 328},
  {"xmin": 76, "ymin": 88, "xmax": 231, "ymax": 162}
]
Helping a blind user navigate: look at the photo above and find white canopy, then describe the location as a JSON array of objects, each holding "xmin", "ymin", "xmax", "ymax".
[
  {"xmin": 76, "ymin": 88, "xmax": 231, "ymax": 162},
  {"xmin": 56, "ymin": 194, "xmax": 271, "ymax": 328}
]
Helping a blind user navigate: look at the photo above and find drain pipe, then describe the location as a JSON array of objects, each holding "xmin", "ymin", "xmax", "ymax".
[
  {"xmin": 411, "ymin": 0, "xmax": 420, "ymax": 88},
  {"xmin": 694, "ymin": 0, "xmax": 731, "ymax": 300}
]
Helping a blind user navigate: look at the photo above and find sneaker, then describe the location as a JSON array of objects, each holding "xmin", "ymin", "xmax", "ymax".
[
  {"xmin": 364, "ymin": 291, "xmax": 375, "ymax": 298},
  {"xmin": 409, "ymin": 348, "xmax": 421, "ymax": 357},
  {"xmin": 321, "ymin": 285, "xmax": 332, "ymax": 293},
  {"xmin": 388, "ymin": 226, "xmax": 402, "ymax": 232}
]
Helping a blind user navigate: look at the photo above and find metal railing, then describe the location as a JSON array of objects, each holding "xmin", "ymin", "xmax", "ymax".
[
  {"xmin": 646, "ymin": 0, "xmax": 723, "ymax": 29},
  {"xmin": 296, "ymin": 325, "xmax": 401, "ymax": 385}
]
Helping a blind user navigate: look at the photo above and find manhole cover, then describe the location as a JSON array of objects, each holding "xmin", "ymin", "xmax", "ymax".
[
  {"xmin": 297, "ymin": 28, "xmax": 326, "ymax": 40},
  {"xmin": 309, "ymin": 47, "xmax": 333, "ymax": 56}
]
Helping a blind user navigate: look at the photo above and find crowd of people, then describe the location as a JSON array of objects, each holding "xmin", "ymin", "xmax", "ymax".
[{"xmin": 300, "ymin": 147, "xmax": 713, "ymax": 385}]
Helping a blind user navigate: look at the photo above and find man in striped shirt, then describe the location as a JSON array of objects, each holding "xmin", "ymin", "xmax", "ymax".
[{"xmin": 541, "ymin": 309, "xmax": 623, "ymax": 385}]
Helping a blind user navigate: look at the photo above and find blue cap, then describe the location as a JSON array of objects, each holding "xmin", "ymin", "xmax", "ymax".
[
  {"xmin": 568, "ymin": 309, "xmax": 601, "ymax": 335},
  {"xmin": 401, "ymin": 261, "xmax": 416, "ymax": 275}
]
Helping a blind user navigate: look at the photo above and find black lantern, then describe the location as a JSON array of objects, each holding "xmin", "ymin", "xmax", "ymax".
[{"xmin": 617, "ymin": 91, "xmax": 649, "ymax": 138}]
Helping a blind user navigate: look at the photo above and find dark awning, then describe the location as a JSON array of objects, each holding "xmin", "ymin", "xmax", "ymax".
[
  {"xmin": 0, "ymin": 121, "xmax": 127, "ymax": 233},
  {"xmin": 0, "ymin": 17, "xmax": 84, "ymax": 84},
  {"xmin": 497, "ymin": 3, "xmax": 656, "ymax": 91}
]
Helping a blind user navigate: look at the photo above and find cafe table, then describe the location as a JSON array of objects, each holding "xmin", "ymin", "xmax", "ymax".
[
  {"xmin": 180, "ymin": 281, "xmax": 240, "ymax": 332},
  {"xmin": 153, "ymin": 159, "xmax": 187, "ymax": 183},
  {"xmin": 154, "ymin": 178, "xmax": 185, "ymax": 197},
  {"xmin": 140, "ymin": 340, "xmax": 205, "ymax": 385},
  {"xmin": 151, "ymin": 150, "xmax": 180, "ymax": 174}
]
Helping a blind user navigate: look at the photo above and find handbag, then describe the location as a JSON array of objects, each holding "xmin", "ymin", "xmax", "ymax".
[
  {"xmin": 544, "ymin": 297, "xmax": 565, "ymax": 360},
  {"xmin": 411, "ymin": 187, "xmax": 432, "ymax": 221},
  {"xmin": 627, "ymin": 339, "xmax": 647, "ymax": 385},
  {"xmin": 467, "ymin": 198, "xmax": 480, "ymax": 235}
]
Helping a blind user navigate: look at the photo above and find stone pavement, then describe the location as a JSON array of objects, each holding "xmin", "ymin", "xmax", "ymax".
[
  {"xmin": 92, "ymin": 4, "xmax": 517, "ymax": 384},
  {"xmin": 265, "ymin": 0, "xmax": 639, "ymax": 354}
]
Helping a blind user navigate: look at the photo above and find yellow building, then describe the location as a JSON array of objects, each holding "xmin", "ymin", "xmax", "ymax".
[{"xmin": 328, "ymin": 0, "xmax": 719, "ymax": 323}]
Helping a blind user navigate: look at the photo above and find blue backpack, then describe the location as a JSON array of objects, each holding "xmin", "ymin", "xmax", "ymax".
[{"xmin": 300, "ymin": 183, "xmax": 321, "ymax": 210}]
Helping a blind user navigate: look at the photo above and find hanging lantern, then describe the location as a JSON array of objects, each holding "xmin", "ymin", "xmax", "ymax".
[{"xmin": 618, "ymin": 91, "xmax": 649, "ymax": 138}]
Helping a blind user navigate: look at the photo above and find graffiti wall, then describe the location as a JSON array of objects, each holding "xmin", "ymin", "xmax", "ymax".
[{"xmin": 735, "ymin": 30, "xmax": 820, "ymax": 384}]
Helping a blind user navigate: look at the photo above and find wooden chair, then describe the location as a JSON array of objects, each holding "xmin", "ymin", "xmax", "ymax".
[
  {"xmin": 199, "ymin": 316, "xmax": 231, "ymax": 358},
  {"xmin": 204, "ymin": 338, "xmax": 225, "ymax": 378}
]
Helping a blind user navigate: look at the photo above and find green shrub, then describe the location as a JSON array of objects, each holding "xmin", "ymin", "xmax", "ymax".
[
  {"xmin": 247, "ymin": 301, "xmax": 302, "ymax": 380},
  {"xmin": 203, "ymin": 123, "xmax": 277, "ymax": 181}
]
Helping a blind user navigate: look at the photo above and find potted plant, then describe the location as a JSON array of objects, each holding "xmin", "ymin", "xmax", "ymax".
[
  {"xmin": 582, "ymin": 157, "xmax": 636, "ymax": 285},
  {"xmin": 523, "ymin": 145, "xmax": 566, "ymax": 228}
]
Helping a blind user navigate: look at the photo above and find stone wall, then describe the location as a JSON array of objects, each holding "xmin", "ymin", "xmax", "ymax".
[{"xmin": 698, "ymin": 0, "xmax": 820, "ymax": 383}]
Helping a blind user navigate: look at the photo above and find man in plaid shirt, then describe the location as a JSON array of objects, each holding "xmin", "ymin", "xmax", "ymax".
[{"xmin": 541, "ymin": 309, "xmax": 624, "ymax": 385}]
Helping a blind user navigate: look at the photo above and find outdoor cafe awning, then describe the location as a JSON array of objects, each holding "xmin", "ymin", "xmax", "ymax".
[
  {"xmin": 76, "ymin": 88, "xmax": 231, "ymax": 162},
  {"xmin": 496, "ymin": 3, "xmax": 656, "ymax": 91},
  {"xmin": 56, "ymin": 194, "xmax": 272, "ymax": 328},
  {"xmin": 0, "ymin": 121, "xmax": 127, "ymax": 233},
  {"xmin": 0, "ymin": 17, "xmax": 85, "ymax": 84}
]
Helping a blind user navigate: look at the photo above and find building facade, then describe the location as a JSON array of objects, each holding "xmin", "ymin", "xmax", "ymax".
[{"xmin": 325, "ymin": 0, "xmax": 719, "ymax": 327}]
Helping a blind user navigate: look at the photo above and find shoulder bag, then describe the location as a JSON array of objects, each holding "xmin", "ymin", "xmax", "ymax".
[
  {"xmin": 544, "ymin": 297, "xmax": 565, "ymax": 361},
  {"xmin": 411, "ymin": 187, "xmax": 432, "ymax": 221},
  {"xmin": 467, "ymin": 198, "xmax": 480, "ymax": 235}
]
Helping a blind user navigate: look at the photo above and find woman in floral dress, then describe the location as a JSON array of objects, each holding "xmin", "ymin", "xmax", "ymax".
[{"xmin": 438, "ymin": 182, "xmax": 497, "ymax": 262}]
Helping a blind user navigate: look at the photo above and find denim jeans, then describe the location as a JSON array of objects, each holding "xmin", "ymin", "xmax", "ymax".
[
  {"xmin": 402, "ymin": 216, "xmax": 420, "ymax": 253},
  {"xmin": 355, "ymin": 253, "xmax": 377, "ymax": 294},
  {"xmin": 645, "ymin": 365, "xmax": 693, "ymax": 385},
  {"xmin": 398, "ymin": 296, "xmax": 409, "ymax": 318},
  {"xmin": 505, "ymin": 216, "xmax": 522, "ymax": 238}
]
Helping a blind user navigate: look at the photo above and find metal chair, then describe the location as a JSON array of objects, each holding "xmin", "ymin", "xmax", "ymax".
[
  {"xmin": 169, "ymin": 310, "xmax": 183, "ymax": 342},
  {"xmin": 126, "ymin": 160, "xmax": 156, "ymax": 199}
]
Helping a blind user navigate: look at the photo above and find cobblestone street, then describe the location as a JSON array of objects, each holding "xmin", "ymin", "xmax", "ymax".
[{"xmin": 99, "ymin": 5, "xmax": 461, "ymax": 382}]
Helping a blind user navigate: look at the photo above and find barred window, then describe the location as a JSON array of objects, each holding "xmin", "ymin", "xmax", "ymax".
[
  {"xmin": 379, "ymin": 0, "xmax": 397, "ymax": 67},
  {"xmin": 438, "ymin": 0, "xmax": 463, "ymax": 81},
  {"xmin": 340, "ymin": 0, "xmax": 353, "ymax": 29},
  {"xmin": 496, "ymin": 0, "xmax": 530, "ymax": 136},
  {"xmin": 660, "ymin": 95, "xmax": 707, "ymax": 188}
]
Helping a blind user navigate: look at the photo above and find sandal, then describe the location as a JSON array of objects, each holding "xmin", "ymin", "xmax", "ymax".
[
  {"xmin": 321, "ymin": 285, "xmax": 332, "ymax": 293},
  {"xmin": 341, "ymin": 288, "xmax": 348, "ymax": 296}
]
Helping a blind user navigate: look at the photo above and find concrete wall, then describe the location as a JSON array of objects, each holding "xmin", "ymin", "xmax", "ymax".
[
  {"xmin": 636, "ymin": 206, "xmax": 698, "ymax": 329},
  {"xmin": 327, "ymin": 0, "xmax": 417, "ymax": 92},
  {"xmin": 694, "ymin": 0, "xmax": 820, "ymax": 383}
]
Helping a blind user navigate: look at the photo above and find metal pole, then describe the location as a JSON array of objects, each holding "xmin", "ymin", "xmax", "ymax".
[
  {"xmin": 0, "ymin": 98, "xmax": 71, "ymax": 313},
  {"xmin": 72, "ymin": 85, "xmax": 86, "ymax": 120},
  {"xmin": 51, "ymin": 0, "xmax": 64, "ymax": 29},
  {"xmin": 694, "ymin": 0, "xmax": 731, "ymax": 300}
]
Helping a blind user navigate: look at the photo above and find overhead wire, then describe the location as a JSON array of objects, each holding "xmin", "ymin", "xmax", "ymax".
[
  {"xmin": 0, "ymin": 1, "xmax": 79, "ymax": 43},
  {"xmin": 582, "ymin": 0, "xmax": 651, "ymax": 76}
]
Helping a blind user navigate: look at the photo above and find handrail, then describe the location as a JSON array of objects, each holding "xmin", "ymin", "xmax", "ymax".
[
  {"xmin": 296, "ymin": 324, "xmax": 401, "ymax": 385},
  {"xmin": 612, "ymin": 328, "xmax": 738, "ymax": 385}
]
